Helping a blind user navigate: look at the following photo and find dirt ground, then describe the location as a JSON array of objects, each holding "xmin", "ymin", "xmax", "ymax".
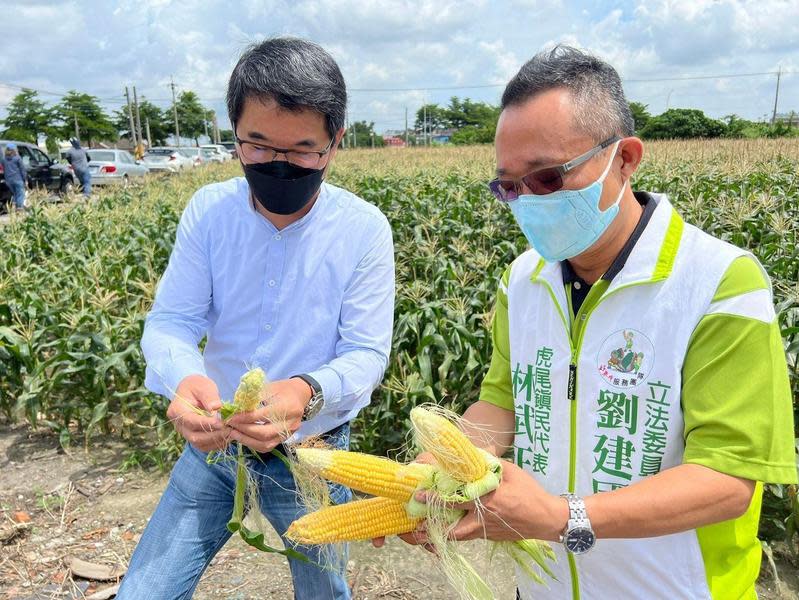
[{"xmin": 1, "ymin": 424, "xmax": 797, "ymax": 600}]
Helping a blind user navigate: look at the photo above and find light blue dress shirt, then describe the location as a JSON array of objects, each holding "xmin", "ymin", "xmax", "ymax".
[{"xmin": 141, "ymin": 177, "xmax": 395, "ymax": 440}]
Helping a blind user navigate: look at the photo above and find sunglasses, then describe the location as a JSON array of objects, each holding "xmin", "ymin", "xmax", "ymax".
[{"xmin": 488, "ymin": 135, "xmax": 621, "ymax": 201}]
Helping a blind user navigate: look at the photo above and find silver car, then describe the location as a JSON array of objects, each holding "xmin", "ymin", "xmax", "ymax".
[
  {"xmin": 177, "ymin": 147, "xmax": 207, "ymax": 168},
  {"xmin": 200, "ymin": 144, "xmax": 232, "ymax": 161},
  {"xmin": 87, "ymin": 149, "xmax": 149, "ymax": 186},
  {"xmin": 201, "ymin": 147, "xmax": 224, "ymax": 164},
  {"xmin": 142, "ymin": 147, "xmax": 193, "ymax": 174}
]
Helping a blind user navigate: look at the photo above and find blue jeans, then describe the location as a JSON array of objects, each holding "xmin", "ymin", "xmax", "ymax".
[
  {"xmin": 76, "ymin": 169, "xmax": 91, "ymax": 196},
  {"xmin": 7, "ymin": 179, "xmax": 25, "ymax": 209},
  {"xmin": 117, "ymin": 425, "xmax": 352, "ymax": 599}
]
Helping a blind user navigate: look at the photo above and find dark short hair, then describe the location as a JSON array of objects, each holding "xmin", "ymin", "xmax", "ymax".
[
  {"xmin": 501, "ymin": 45, "xmax": 634, "ymax": 141},
  {"xmin": 227, "ymin": 37, "xmax": 347, "ymax": 139}
]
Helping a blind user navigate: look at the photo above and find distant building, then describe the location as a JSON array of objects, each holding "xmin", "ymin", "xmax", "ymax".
[
  {"xmin": 431, "ymin": 128, "xmax": 456, "ymax": 144},
  {"xmin": 383, "ymin": 135, "xmax": 406, "ymax": 147},
  {"xmin": 774, "ymin": 112, "xmax": 798, "ymax": 127}
]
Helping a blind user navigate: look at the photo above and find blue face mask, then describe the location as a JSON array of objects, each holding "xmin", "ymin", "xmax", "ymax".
[{"xmin": 508, "ymin": 142, "xmax": 625, "ymax": 262}]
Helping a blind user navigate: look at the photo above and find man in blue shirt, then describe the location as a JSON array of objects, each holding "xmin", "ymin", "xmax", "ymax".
[
  {"xmin": 2, "ymin": 143, "xmax": 27, "ymax": 210},
  {"xmin": 117, "ymin": 37, "xmax": 395, "ymax": 600}
]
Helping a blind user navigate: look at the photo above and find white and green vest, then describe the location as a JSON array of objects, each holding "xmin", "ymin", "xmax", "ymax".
[{"xmin": 507, "ymin": 195, "xmax": 768, "ymax": 600}]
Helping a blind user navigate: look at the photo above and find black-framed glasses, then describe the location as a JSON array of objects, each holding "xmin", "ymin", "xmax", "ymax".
[
  {"xmin": 488, "ymin": 135, "xmax": 621, "ymax": 201},
  {"xmin": 235, "ymin": 136, "xmax": 335, "ymax": 169}
]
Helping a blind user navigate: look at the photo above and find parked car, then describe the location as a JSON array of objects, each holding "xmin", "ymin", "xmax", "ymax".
[
  {"xmin": 177, "ymin": 147, "xmax": 207, "ymax": 168},
  {"xmin": 1, "ymin": 139, "xmax": 77, "ymax": 208},
  {"xmin": 87, "ymin": 149, "xmax": 149, "ymax": 186},
  {"xmin": 220, "ymin": 141, "xmax": 238, "ymax": 159},
  {"xmin": 141, "ymin": 147, "xmax": 192, "ymax": 174},
  {"xmin": 200, "ymin": 144, "xmax": 232, "ymax": 161},
  {"xmin": 201, "ymin": 147, "xmax": 225, "ymax": 164}
]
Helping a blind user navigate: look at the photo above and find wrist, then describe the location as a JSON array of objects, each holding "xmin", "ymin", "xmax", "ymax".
[
  {"xmin": 290, "ymin": 376, "xmax": 314, "ymax": 406},
  {"xmin": 547, "ymin": 494, "xmax": 571, "ymax": 542},
  {"xmin": 291, "ymin": 374, "xmax": 325, "ymax": 420}
]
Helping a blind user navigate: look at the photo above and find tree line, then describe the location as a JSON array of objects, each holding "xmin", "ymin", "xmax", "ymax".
[
  {"xmin": 0, "ymin": 88, "xmax": 233, "ymax": 153},
  {"xmin": 409, "ymin": 97, "xmax": 797, "ymax": 144},
  {"xmin": 1, "ymin": 88, "xmax": 795, "ymax": 153}
]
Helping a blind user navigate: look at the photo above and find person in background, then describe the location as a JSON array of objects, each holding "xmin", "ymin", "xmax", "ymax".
[
  {"xmin": 2, "ymin": 142, "xmax": 27, "ymax": 211},
  {"xmin": 65, "ymin": 137, "xmax": 91, "ymax": 197}
]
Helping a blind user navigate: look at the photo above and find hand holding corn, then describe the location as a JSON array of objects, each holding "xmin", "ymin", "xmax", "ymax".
[
  {"xmin": 226, "ymin": 377, "xmax": 311, "ymax": 453},
  {"xmin": 285, "ymin": 406, "xmax": 556, "ymax": 597},
  {"xmin": 167, "ymin": 374, "xmax": 227, "ymax": 452}
]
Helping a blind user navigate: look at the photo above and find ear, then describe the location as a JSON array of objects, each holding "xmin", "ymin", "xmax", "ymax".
[
  {"xmin": 329, "ymin": 127, "xmax": 346, "ymax": 158},
  {"xmin": 618, "ymin": 137, "xmax": 644, "ymax": 178}
]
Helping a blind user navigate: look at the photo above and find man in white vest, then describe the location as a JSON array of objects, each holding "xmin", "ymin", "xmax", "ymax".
[{"xmin": 427, "ymin": 46, "xmax": 796, "ymax": 599}]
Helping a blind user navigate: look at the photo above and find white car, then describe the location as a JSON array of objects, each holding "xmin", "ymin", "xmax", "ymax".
[
  {"xmin": 142, "ymin": 147, "xmax": 193, "ymax": 173},
  {"xmin": 177, "ymin": 147, "xmax": 207, "ymax": 168},
  {"xmin": 200, "ymin": 144, "xmax": 232, "ymax": 161},
  {"xmin": 201, "ymin": 147, "xmax": 224, "ymax": 164}
]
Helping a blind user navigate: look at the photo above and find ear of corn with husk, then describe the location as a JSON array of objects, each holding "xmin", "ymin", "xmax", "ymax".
[
  {"xmin": 286, "ymin": 405, "xmax": 555, "ymax": 598},
  {"xmin": 220, "ymin": 368, "xmax": 309, "ymax": 562},
  {"xmin": 220, "ymin": 367, "xmax": 266, "ymax": 419}
]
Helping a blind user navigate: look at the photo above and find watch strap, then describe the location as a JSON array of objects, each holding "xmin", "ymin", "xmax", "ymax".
[
  {"xmin": 294, "ymin": 373, "xmax": 322, "ymax": 396},
  {"xmin": 562, "ymin": 493, "xmax": 591, "ymax": 528},
  {"xmin": 293, "ymin": 374, "xmax": 323, "ymax": 421}
]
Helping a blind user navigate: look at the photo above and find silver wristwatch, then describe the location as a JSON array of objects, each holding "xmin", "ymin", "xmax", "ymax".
[
  {"xmin": 293, "ymin": 374, "xmax": 324, "ymax": 421},
  {"xmin": 559, "ymin": 493, "xmax": 596, "ymax": 554}
]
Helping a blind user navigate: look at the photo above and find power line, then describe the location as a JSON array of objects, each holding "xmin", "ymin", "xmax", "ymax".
[
  {"xmin": 623, "ymin": 70, "xmax": 787, "ymax": 83},
  {"xmin": 2, "ymin": 69, "xmax": 794, "ymax": 105}
]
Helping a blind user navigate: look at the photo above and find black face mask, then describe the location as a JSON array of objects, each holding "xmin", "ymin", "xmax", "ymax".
[{"xmin": 242, "ymin": 160, "xmax": 325, "ymax": 215}]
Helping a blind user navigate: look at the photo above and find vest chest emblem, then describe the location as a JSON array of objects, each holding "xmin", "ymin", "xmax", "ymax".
[{"xmin": 596, "ymin": 328, "xmax": 655, "ymax": 389}]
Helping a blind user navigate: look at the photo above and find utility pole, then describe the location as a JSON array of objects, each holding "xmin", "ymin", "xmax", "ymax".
[
  {"xmin": 771, "ymin": 67, "xmax": 782, "ymax": 125},
  {"xmin": 125, "ymin": 87, "xmax": 138, "ymax": 148},
  {"xmin": 423, "ymin": 104, "xmax": 427, "ymax": 146},
  {"xmin": 404, "ymin": 107, "xmax": 408, "ymax": 146},
  {"xmin": 145, "ymin": 118, "xmax": 152, "ymax": 147},
  {"xmin": 170, "ymin": 76, "xmax": 180, "ymax": 146},
  {"xmin": 133, "ymin": 86, "xmax": 144, "ymax": 157},
  {"xmin": 212, "ymin": 113, "xmax": 220, "ymax": 144},
  {"xmin": 73, "ymin": 113, "xmax": 80, "ymax": 141},
  {"xmin": 133, "ymin": 86, "xmax": 143, "ymax": 146}
]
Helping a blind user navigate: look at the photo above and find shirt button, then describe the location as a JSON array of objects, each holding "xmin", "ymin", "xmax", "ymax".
[
  {"xmin": 274, "ymin": 234, "xmax": 282, "ymax": 241},
  {"xmin": 268, "ymin": 280, "xmax": 276, "ymax": 287},
  {"xmin": 264, "ymin": 324, "xmax": 272, "ymax": 331},
  {"xmin": 574, "ymin": 281, "xmax": 582, "ymax": 290}
]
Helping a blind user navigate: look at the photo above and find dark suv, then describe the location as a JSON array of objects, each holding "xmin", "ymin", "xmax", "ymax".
[{"xmin": 1, "ymin": 140, "xmax": 78, "ymax": 210}]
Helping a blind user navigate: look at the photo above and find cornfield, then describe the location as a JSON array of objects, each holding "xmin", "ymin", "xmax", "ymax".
[{"xmin": 0, "ymin": 139, "xmax": 797, "ymax": 543}]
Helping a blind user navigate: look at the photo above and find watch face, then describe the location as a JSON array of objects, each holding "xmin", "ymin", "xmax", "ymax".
[{"xmin": 565, "ymin": 528, "xmax": 596, "ymax": 554}]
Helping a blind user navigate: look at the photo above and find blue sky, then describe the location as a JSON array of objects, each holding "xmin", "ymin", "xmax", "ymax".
[{"xmin": 1, "ymin": 0, "xmax": 796, "ymax": 135}]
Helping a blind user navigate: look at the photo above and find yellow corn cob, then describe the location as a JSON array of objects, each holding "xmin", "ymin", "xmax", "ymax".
[
  {"xmin": 233, "ymin": 368, "xmax": 266, "ymax": 412},
  {"xmin": 296, "ymin": 448, "xmax": 433, "ymax": 502},
  {"xmin": 286, "ymin": 496, "xmax": 421, "ymax": 544},
  {"xmin": 410, "ymin": 407, "xmax": 488, "ymax": 483}
]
